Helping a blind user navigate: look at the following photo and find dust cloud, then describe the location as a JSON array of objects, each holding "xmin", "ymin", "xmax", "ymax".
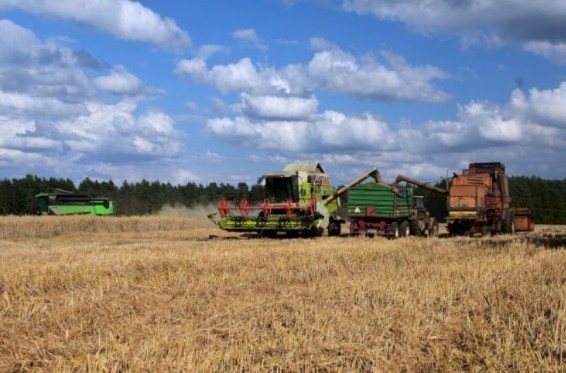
[{"xmin": 157, "ymin": 203, "xmax": 218, "ymax": 228}]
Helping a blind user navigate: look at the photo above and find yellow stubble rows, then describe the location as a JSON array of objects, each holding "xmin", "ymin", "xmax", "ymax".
[{"xmin": 0, "ymin": 216, "xmax": 565, "ymax": 372}]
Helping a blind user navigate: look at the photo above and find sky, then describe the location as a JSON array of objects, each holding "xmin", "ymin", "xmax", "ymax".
[{"xmin": 0, "ymin": 0, "xmax": 565, "ymax": 187}]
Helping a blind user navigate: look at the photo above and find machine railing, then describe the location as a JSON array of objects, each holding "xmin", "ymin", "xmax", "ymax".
[{"xmin": 218, "ymin": 196, "xmax": 317, "ymax": 219}]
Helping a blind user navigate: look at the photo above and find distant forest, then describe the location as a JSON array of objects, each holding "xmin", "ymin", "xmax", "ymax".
[{"xmin": 0, "ymin": 174, "xmax": 564, "ymax": 224}]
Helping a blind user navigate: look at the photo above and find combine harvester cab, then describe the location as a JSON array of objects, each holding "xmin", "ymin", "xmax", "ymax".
[
  {"xmin": 208, "ymin": 163, "xmax": 380, "ymax": 237},
  {"xmin": 446, "ymin": 162, "xmax": 535, "ymax": 236}
]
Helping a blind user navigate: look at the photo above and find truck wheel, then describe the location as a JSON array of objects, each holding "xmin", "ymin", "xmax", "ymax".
[
  {"xmin": 428, "ymin": 221, "xmax": 439, "ymax": 237},
  {"xmin": 409, "ymin": 219, "xmax": 421, "ymax": 236},
  {"xmin": 400, "ymin": 221, "xmax": 410, "ymax": 237},
  {"xmin": 391, "ymin": 222, "xmax": 400, "ymax": 239},
  {"xmin": 503, "ymin": 210, "xmax": 515, "ymax": 234}
]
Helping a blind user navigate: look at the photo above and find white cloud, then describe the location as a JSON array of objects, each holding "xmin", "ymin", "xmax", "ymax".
[
  {"xmin": 510, "ymin": 84, "xmax": 566, "ymax": 128},
  {"xmin": 174, "ymin": 169, "xmax": 201, "ymax": 184},
  {"xmin": 176, "ymin": 57, "xmax": 300, "ymax": 96},
  {"xmin": 0, "ymin": 20, "xmax": 186, "ymax": 181},
  {"xmin": 0, "ymin": 0, "xmax": 191, "ymax": 51},
  {"xmin": 94, "ymin": 66, "xmax": 143, "ymax": 95},
  {"xmin": 0, "ymin": 90, "xmax": 85, "ymax": 117},
  {"xmin": 206, "ymin": 111, "xmax": 391, "ymax": 152},
  {"xmin": 523, "ymin": 42, "xmax": 566, "ymax": 65},
  {"xmin": 0, "ymin": 20, "xmax": 93, "ymax": 103},
  {"xmin": 185, "ymin": 101, "xmax": 199, "ymax": 110},
  {"xmin": 0, "ymin": 148, "xmax": 53, "ymax": 168},
  {"xmin": 0, "ymin": 116, "xmax": 62, "ymax": 152},
  {"xmin": 197, "ymin": 44, "xmax": 228, "ymax": 59},
  {"xmin": 209, "ymin": 97, "xmax": 228, "ymax": 113},
  {"xmin": 462, "ymin": 101, "xmax": 522, "ymax": 143},
  {"xmin": 57, "ymin": 100, "xmax": 183, "ymax": 159},
  {"xmin": 240, "ymin": 94, "xmax": 318, "ymax": 120},
  {"xmin": 308, "ymin": 49, "xmax": 450, "ymax": 102},
  {"xmin": 176, "ymin": 44, "xmax": 449, "ymax": 103},
  {"xmin": 343, "ymin": 0, "xmax": 566, "ymax": 64},
  {"xmin": 200, "ymin": 151, "xmax": 224, "ymax": 163},
  {"xmin": 204, "ymin": 81, "xmax": 566, "ymax": 181},
  {"xmin": 342, "ymin": 0, "xmax": 566, "ymax": 35},
  {"xmin": 232, "ymin": 28, "xmax": 267, "ymax": 50}
]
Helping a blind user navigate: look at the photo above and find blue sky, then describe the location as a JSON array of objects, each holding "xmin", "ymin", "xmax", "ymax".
[{"xmin": 0, "ymin": 0, "xmax": 565, "ymax": 187}]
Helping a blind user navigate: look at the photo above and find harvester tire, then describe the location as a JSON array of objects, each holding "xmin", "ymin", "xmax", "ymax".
[
  {"xmin": 503, "ymin": 210, "xmax": 515, "ymax": 234},
  {"xmin": 327, "ymin": 220, "xmax": 341, "ymax": 236}
]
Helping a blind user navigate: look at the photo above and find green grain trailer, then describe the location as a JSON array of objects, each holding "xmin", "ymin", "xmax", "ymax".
[
  {"xmin": 348, "ymin": 183, "xmax": 438, "ymax": 238},
  {"xmin": 36, "ymin": 191, "xmax": 114, "ymax": 216}
]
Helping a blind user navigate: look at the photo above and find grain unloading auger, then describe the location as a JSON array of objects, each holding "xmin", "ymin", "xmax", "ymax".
[{"xmin": 208, "ymin": 163, "xmax": 381, "ymax": 237}]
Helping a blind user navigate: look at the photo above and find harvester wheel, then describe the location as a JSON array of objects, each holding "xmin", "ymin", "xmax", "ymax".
[
  {"xmin": 260, "ymin": 230, "xmax": 277, "ymax": 238},
  {"xmin": 503, "ymin": 210, "xmax": 515, "ymax": 234},
  {"xmin": 399, "ymin": 221, "xmax": 410, "ymax": 237},
  {"xmin": 327, "ymin": 221, "xmax": 341, "ymax": 236}
]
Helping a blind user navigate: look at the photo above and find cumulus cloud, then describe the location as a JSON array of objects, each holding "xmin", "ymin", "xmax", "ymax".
[
  {"xmin": 173, "ymin": 169, "xmax": 201, "ymax": 184},
  {"xmin": 0, "ymin": 0, "xmax": 191, "ymax": 51},
  {"xmin": 509, "ymin": 83, "xmax": 566, "ymax": 129},
  {"xmin": 308, "ymin": 48, "xmax": 450, "ymax": 102},
  {"xmin": 0, "ymin": 116, "xmax": 62, "ymax": 152},
  {"xmin": 176, "ymin": 57, "xmax": 307, "ymax": 96},
  {"xmin": 0, "ymin": 90, "xmax": 85, "ymax": 117},
  {"xmin": 204, "ymin": 80, "xmax": 566, "ymax": 180},
  {"xmin": 94, "ymin": 66, "xmax": 144, "ymax": 95},
  {"xmin": 523, "ymin": 41, "xmax": 566, "ymax": 66},
  {"xmin": 56, "ymin": 100, "xmax": 183, "ymax": 159},
  {"xmin": 206, "ymin": 110, "xmax": 392, "ymax": 152},
  {"xmin": 343, "ymin": 0, "xmax": 566, "ymax": 63},
  {"xmin": 176, "ymin": 43, "xmax": 449, "ymax": 104},
  {"xmin": 240, "ymin": 94, "xmax": 319, "ymax": 120},
  {"xmin": 0, "ymin": 20, "xmax": 94, "ymax": 104},
  {"xmin": 196, "ymin": 44, "xmax": 228, "ymax": 59},
  {"xmin": 232, "ymin": 28, "xmax": 267, "ymax": 50},
  {"xmin": 0, "ymin": 20, "xmax": 186, "ymax": 182},
  {"xmin": 0, "ymin": 148, "xmax": 53, "ymax": 169},
  {"xmin": 462, "ymin": 102, "xmax": 522, "ymax": 143}
]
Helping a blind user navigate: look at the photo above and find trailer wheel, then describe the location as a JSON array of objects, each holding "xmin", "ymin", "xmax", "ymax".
[
  {"xmin": 503, "ymin": 210, "xmax": 515, "ymax": 234},
  {"xmin": 400, "ymin": 221, "xmax": 410, "ymax": 237},
  {"xmin": 391, "ymin": 222, "xmax": 400, "ymax": 239}
]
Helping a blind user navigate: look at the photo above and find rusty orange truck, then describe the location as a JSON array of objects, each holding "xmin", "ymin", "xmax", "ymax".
[{"xmin": 392, "ymin": 162, "xmax": 534, "ymax": 236}]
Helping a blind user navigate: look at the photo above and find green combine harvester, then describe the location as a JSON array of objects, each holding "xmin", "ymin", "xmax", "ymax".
[
  {"xmin": 36, "ymin": 189, "xmax": 114, "ymax": 216},
  {"xmin": 208, "ymin": 163, "xmax": 380, "ymax": 237}
]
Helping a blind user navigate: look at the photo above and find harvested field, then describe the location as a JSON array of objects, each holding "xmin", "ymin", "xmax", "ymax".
[{"xmin": 1, "ymin": 217, "xmax": 565, "ymax": 372}]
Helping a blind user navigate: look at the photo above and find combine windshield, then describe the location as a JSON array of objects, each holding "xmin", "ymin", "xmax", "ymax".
[{"xmin": 264, "ymin": 176, "xmax": 299, "ymax": 203}]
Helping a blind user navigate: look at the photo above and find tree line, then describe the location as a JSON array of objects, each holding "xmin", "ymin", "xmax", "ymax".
[
  {"xmin": 0, "ymin": 174, "xmax": 564, "ymax": 224},
  {"xmin": 0, "ymin": 175, "xmax": 265, "ymax": 216}
]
